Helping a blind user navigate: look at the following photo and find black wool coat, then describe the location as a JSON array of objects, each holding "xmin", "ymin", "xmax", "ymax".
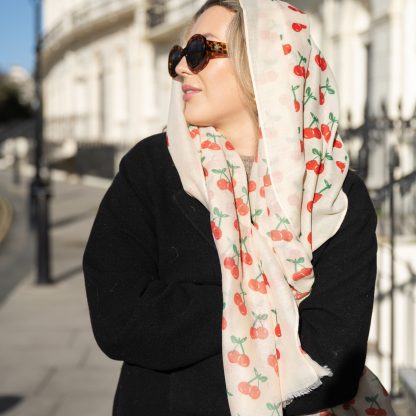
[{"xmin": 82, "ymin": 132, "xmax": 378, "ymax": 416}]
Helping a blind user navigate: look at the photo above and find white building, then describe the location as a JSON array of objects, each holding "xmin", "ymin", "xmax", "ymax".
[{"xmin": 41, "ymin": 0, "xmax": 416, "ymax": 395}]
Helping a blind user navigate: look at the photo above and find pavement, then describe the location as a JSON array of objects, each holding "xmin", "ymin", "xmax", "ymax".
[
  {"xmin": 0, "ymin": 162, "xmax": 414, "ymax": 416},
  {"xmin": 0, "ymin": 166, "xmax": 121, "ymax": 416}
]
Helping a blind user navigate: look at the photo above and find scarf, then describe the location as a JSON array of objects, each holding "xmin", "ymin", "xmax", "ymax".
[{"xmin": 166, "ymin": 1, "xmax": 396, "ymax": 415}]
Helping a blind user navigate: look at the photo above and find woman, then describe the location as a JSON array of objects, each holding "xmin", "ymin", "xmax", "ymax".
[{"xmin": 82, "ymin": 1, "xmax": 396, "ymax": 415}]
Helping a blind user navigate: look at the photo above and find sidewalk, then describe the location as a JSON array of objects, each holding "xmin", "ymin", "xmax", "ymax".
[{"xmin": 0, "ymin": 167, "xmax": 121, "ymax": 416}]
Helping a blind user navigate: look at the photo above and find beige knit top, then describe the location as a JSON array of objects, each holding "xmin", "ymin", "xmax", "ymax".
[{"xmin": 240, "ymin": 154, "xmax": 255, "ymax": 178}]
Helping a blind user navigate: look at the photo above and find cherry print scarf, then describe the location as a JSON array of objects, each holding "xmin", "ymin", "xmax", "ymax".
[{"xmin": 166, "ymin": 1, "xmax": 396, "ymax": 415}]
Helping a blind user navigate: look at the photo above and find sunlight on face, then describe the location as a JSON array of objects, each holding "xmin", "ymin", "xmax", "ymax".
[{"xmin": 175, "ymin": 6, "xmax": 247, "ymax": 129}]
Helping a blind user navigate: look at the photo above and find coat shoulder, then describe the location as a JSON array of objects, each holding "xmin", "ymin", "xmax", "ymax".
[{"xmin": 121, "ymin": 131, "xmax": 168, "ymax": 170}]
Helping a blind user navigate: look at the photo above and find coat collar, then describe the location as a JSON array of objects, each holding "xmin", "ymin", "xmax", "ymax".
[{"xmin": 172, "ymin": 189, "xmax": 217, "ymax": 250}]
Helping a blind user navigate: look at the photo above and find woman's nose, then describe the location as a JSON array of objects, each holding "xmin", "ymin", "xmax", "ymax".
[{"xmin": 175, "ymin": 55, "xmax": 192, "ymax": 77}]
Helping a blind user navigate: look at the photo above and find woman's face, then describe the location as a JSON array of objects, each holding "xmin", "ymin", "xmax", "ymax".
[{"xmin": 175, "ymin": 6, "xmax": 247, "ymax": 130}]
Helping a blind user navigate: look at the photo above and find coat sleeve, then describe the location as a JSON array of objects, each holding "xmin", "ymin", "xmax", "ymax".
[
  {"xmin": 82, "ymin": 150, "xmax": 223, "ymax": 372},
  {"xmin": 283, "ymin": 176, "xmax": 378, "ymax": 416}
]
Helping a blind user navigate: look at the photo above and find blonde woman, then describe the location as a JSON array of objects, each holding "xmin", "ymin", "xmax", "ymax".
[{"xmin": 83, "ymin": 1, "xmax": 396, "ymax": 415}]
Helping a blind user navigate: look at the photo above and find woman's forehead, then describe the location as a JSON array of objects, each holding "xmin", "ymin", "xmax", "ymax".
[{"xmin": 189, "ymin": 6, "xmax": 234, "ymax": 41}]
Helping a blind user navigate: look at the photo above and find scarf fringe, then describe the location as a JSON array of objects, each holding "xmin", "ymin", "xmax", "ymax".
[{"xmin": 282, "ymin": 366, "xmax": 333, "ymax": 408}]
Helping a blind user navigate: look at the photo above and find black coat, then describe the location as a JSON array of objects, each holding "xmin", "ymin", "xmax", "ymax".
[{"xmin": 82, "ymin": 132, "xmax": 378, "ymax": 416}]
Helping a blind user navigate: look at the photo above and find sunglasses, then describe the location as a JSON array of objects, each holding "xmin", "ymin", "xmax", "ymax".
[{"xmin": 168, "ymin": 34, "xmax": 228, "ymax": 78}]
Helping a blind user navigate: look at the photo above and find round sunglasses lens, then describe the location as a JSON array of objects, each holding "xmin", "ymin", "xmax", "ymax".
[
  {"xmin": 187, "ymin": 37, "xmax": 206, "ymax": 69},
  {"xmin": 169, "ymin": 49, "xmax": 182, "ymax": 75}
]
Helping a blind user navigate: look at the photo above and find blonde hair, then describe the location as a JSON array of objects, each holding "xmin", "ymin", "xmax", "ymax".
[{"xmin": 162, "ymin": 0, "xmax": 258, "ymax": 132}]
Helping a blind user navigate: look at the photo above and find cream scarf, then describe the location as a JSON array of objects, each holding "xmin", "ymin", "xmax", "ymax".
[{"xmin": 166, "ymin": 1, "xmax": 396, "ymax": 415}]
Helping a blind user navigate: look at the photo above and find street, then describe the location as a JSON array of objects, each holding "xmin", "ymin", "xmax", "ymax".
[{"xmin": 0, "ymin": 167, "xmax": 121, "ymax": 416}]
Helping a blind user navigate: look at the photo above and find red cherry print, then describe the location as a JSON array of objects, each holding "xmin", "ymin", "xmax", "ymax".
[
  {"xmin": 225, "ymin": 140, "xmax": 235, "ymax": 150},
  {"xmin": 306, "ymin": 160, "xmax": 319, "ymax": 170},
  {"xmin": 270, "ymin": 230, "xmax": 282, "ymax": 241},
  {"xmin": 190, "ymin": 128, "xmax": 199, "ymax": 138},
  {"xmin": 267, "ymin": 354, "xmax": 277, "ymax": 367},
  {"xmin": 275, "ymin": 324, "xmax": 282, "ymax": 337},
  {"xmin": 231, "ymin": 265, "xmax": 239, "ymax": 279},
  {"xmin": 203, "ymin": 167, "xmax": 208, "ymax": 177},
  {"xmin": 365, "ymin": 408, "xmax": 377, "ymax": 416},
  {"xmin": 259, "ymin": 186, "xmax": 266, "ymax": 198},
  {"xmin": 237, "ymin": 203, "xmax": 249, "ymax": 216},
  {"xmin": 228, "ymin": 350, "xmax": 240, "ymax": 363},
  {"xmin": 263, "ymin": 174, "xmax": 271, "ymax": 187},
  {"xmin": 213, "ymin": 226, "xmax": 222, "ymax": 240},
  {"xmin": 227, "ymin": 178, "xmax": 237, "ymax": 191},
  {"xmin": 242, "ymin": 252, "xmax": 253, "ymax": 265},
  {"xmin": 342, "ymin": 399, "xmax": 355, "ymax": 410},
  {"xmin": 313, "ymin": 193, "xmax": 323, "ymax": 203},
  {"xmin": 275, "ymin": 348, "xmax": 280, "ymax": 360},
  {"xmin": 234, "ymin": 292, "xmax": 243, "ymax": 306},
  {"xmin": 315, "ymin": 54, "xmax": 322, "ymax": 68},
  {"xmin": 294, "ymin": 100, "xmax": 301, "ymax": 112},
  {"xmin": 295, "ymin": 291, "xmax": 309, "ymax": 300},
  {"xmin": 224, "ymin": 257, "xmax": 235, "ymax": 269},
  {"xmin": 222, "ymin": 316, "xmax": 227, "ymax": 330},
  {"xmin": 262, "ymin": 273, "xmax": 269, "ymax": 287},
  {"xmin": 320, "ymin": 57, "xmax": 327, "ymax": 71},
  {"xmin": 313, "ymin": 127, "xmax": 322, "ymax": 139},
  {"xmin": 237, "ymin": 354, "xmax": 250, "ymax": 367},
  {"xmin": 292, "ymin": 23, "xmax": 307, "ymax": 32},
  {"xmin": 210, "ymin": 220, "xmax": 216, "ymax": 231},
  {"xmin": 307, "ymin": 200, "xmax": 314, "ymax": 213},
  {"xmin": 307, "ymin": 232, "xmax": 312, "ymax": 245},
  {"xmin": 336, "ymin": 161, "xmax": 346, "ymax": 173},
  {"xmin": 238, "ymin": 382, "xmax": 251, "ymax": 394},
  {"xmin": 294, "ymin": 65, "xmax": 305, "ymax": 77},
  {"xmin": 250, "ymin": 327, "xmax": 258, "ymax": 339},
  {"xmin": 201, "ymin": 140, "xmax": 211, "ymax": 149},
  {"xmin": 249, "ymin": 385, "xmax": 260, "ymax": 399},
  {"xmin": 321, "ymin": 124, "xmax": 331, "ymax": 142},
  {"xmin": 320, "ymin": 90, "xmax": 325, "ymax": 105},
  {"xmin": 292, "ymin": 271, "xmax": 304, "ymax": 281},
  {"xmin": 248, "ymin": 180, "xmax": 256, "ymax": 192},
  {"xmin": 258, "ymin": 281, "xmax": 267, "ymax": 294},
  {"xmin": 303, "ymin": 127, "xmax": 315, "ymax": 139},
  {"xmin": 281, "ymin": 229, "xmax": 293, "ymax": 241},
  {"xmin": 283, "ymin": 44, "xmax": 292, "ymax": 55},
  {"xmin": 305, "ymin": 69, "xmax": 310, "ymax": 78},
  {"xmin": 301, "ymin": 267, "xmax": 313, "ymax": 277},
  {"xmin": 233, "ymin": 218, "xmax": 240, "ymax": 231},
  {"xmin": 217, "ymin": 178, "xmax": 229, "ymax": 190},
  {"xmin": 236, "ymin": 197, "xmax": 244, "ymax": 207},
  {"xmin": 208, "ymin": 142, "xmax": 220, "ymax": 150},
  {"xmin": 248, "ymin": 279, "xmax": 259, "ymax": 291},
  {"xmin": 239, "ymin": 303, "xmax": 247, "ymax": 315},
  {"xmin": 334, "ymin": 139, "xmax": 343, "ymax": 148},
  {"xmin": 314, "ymin": 162, "xmax": 325, "ymax": 174},
  {"xmin": 257, "ymin": 327, "xmax": 268, "ymax": 339}
]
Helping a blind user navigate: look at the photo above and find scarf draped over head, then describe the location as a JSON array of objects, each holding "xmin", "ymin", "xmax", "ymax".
[{"xmin": 166, "ymin": 1, "xmax": 395, "ymax": 415}]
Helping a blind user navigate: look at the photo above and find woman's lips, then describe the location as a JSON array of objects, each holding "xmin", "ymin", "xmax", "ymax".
[{"xmin": 183, "ymin": 90, "xmax": 201, "ymax": 101}]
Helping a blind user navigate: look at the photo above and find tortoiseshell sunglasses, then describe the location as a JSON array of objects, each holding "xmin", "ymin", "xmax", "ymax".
[{"xmin": 168, "ymin": 34, "xmax": 228, "ymax": 78}]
